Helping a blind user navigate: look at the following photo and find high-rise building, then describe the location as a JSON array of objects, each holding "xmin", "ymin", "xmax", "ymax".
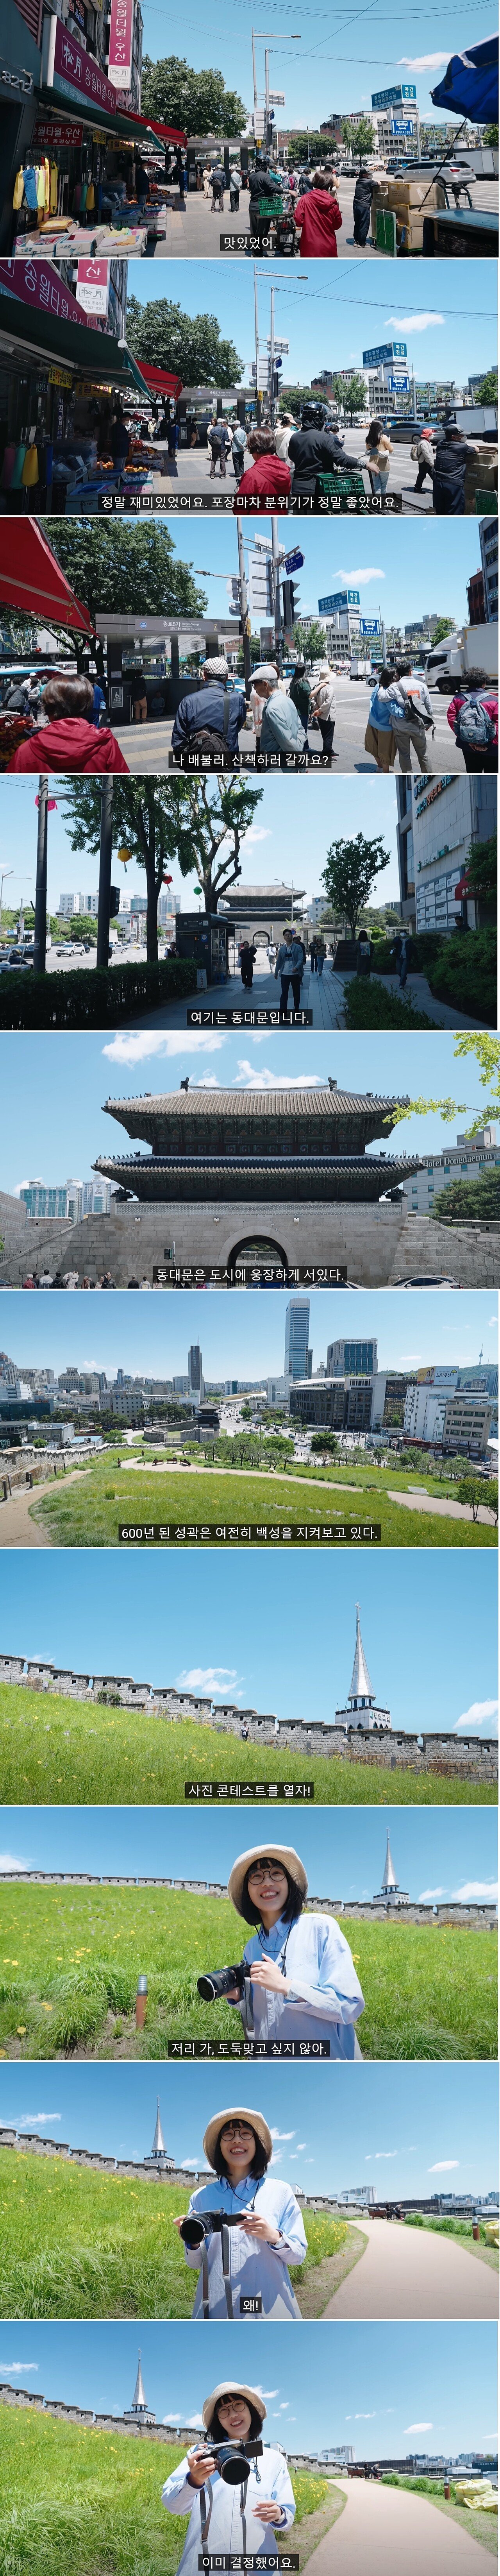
[
  {"xmin": 402, "ymin": 1127, "xmax": 500, "ymax": 1218},
  {"xmin": 480, "ymin": 517, "xmax": 498, "ymax": 622},
  {"xmin": 395, "ymin": 772, "xmax": 497, "ymax": 933},
  {"xmin": 327, "ymin": 1338, "xmax": 377, "ymax": 1377},
  {"xmin": 284, "ymin": 1299, "xmax": 311, "ymax": 1380},
  {"xmin": 188, "ymin": 1346, "xmax": 204, "ymax": 1399}
]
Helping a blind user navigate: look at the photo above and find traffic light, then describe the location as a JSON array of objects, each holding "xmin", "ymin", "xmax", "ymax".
[
  {"xmin": 282, "ymin": 579, "xmax": 299, "ymax": 630},
  {"xmin": 110, "ymin": 886, "xmax": 121, "ymax": 918}
]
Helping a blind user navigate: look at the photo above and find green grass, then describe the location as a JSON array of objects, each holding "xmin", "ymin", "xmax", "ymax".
[
  {"xmin": 0, "ymin": 1886, "xmax": 496, "ymax": 2061},
  {"xmin": 30, "ymin": 1453, "xmax": 497, "ymax": 1548},
  {"xmin": 1, "ymin": 1683, "xmax": 495, "ymax": 1807},
  {"xmin": 0, "ymin": 2146, "xmax": 348, "ymax": 2318},
  {"xmin": 0, "ymin": 2410, "xmax": 327, "ymax": 2576},
  {"xmin": 403, "ymin": 2212, "xmax": 499, "ymax": 2268}
]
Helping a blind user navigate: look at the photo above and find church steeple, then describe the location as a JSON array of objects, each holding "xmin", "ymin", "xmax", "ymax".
[
  {"xmin": 335, "ymin": 1603, "xmax": 391, "ymax": 1735},
  {"xmin": 348, "ymin": 1603, "xmax": 375, "ymax": 1710},
  {"xmin": 152, "ymin": 2096, "xmax": 165, "ymax": 2156},
  {"xmin": 381, "ymin": 1830, "xmax": 398, "ymax": 1893},
  {"xmin": 124, "ymin": 2349, "xmax": 155, "ymax": 2424},
  {"xmin": 375, "ymin": 1828, "xmax": 409, "ymax": 1909}
]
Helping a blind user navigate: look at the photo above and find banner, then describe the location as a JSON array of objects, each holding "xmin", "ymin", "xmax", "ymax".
[
  {"xmin": 52, "ymin": 18, "xmax": 126, "ymax": 119},
  {"xmin": 107, "ymin": 0, "xmax": 134, "ymax": 90},
  {"xmin": 76, "ymin": 258, "xmax": 110, "ymax": 314},
  {"xmin": 32, "ymin": 118, "xmax": 84, "ymax": 145},
  {"xmin": 0, "ymin": 258, "xmax": 99, "ymax": 331}
]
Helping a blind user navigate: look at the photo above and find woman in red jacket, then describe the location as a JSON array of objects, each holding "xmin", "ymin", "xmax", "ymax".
[
  {"xmin": 7, "ymin": 676, "xmax": 129, "ymax": 773},
  {"xmin": 236, "ymin": 433, "xmax": 291, "ymax": 504},
  {"xmin": 294, "ymin": 172, "xmax": 343, "ymax": 258}
]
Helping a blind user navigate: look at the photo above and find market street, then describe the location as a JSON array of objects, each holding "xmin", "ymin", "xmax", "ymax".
[
  {"xmin": 155, "ymin": 174, "xmax": 499, "ymax": 259},
  {"xmin": 114, "ymin": 679, "xmax": 465, "ymax": 775}
]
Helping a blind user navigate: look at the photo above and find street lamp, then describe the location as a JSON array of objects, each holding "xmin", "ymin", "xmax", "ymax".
[{"xmin": 251, "ymin": 27, "xmax": 300, "ymax": 155}]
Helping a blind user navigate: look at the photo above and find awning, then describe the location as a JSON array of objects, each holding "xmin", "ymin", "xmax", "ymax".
[
  {"xmin": 0, "ymin": 522, "xmax": 93, "ymax": 635},
  {"xmin": 431, "ymin": 33, "xmax": 498, "ymax": 122},
  {"xmin": 125, "ymin": 111, "xmax": 188, "ymax": 146},
  {"xmin": 455, "ymin": 875, "xmax": 470, "ymax": 897},
  {"xmin": 34, "ymin": 84, "xmax": 170, "ymax": 148},
  {"xmin": 0, "ymin": 290, "xmax": 150, "ymax": 392},
  {"xmin": 137, "ymin": 362, "xmax": 183, "ymax": 399}
]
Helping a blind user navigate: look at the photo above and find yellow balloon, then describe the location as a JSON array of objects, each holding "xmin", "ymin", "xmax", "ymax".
[{"xmin": 117, "ymin": 846, "xmax": 131, "ymax": 865}]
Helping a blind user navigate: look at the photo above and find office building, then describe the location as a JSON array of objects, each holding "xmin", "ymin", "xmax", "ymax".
[
  {"xmin": 480, "ymin": 517, "xmax": 498, "ymax": 621},
  {"xmin": 327, "ymin": 1338, "xmax": 377, "ymax": 1377},
  {"xmin": 58, "ymin": 893, "xmax": 100, "ymax": 919},
  {"xmin": 396, "ymin": 772, "xmax": 497, "ymax": 932},
  {"xmin": 402, "ymin": 1127, "xmax": 500, "ymax": 1217},
  {"xmin": 18, "ymin": 1177, "xmax": 112, "ymax": 1223},
  {"xmin": 188, "ymin": 1345, "xmax": 204, "ymax": 1401},
  {"xmin": 289, "ymin": 1376, "xmax": 374, "ymax": 1433},
  {"xmin": 284, "ymin": 1299, "xmax": 311, "ymax": 1381}
]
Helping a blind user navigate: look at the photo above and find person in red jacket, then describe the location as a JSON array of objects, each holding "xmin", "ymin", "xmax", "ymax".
[
  {"xmin": 236, "ymin": 433, "xmax": 291, "ymax": 504},
  {"xmin": 6, "ymin": 677, "xmax": 129, "ymax": 773},
  {"xmin": 294, "ymin": 171, "xmax": 343, "ymax": 258}
]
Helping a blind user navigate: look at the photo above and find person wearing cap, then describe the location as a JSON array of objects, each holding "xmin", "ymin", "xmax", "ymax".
[
  {"xmin": 171, "ymin": 659, "xmax": 247, "ymax": 762},
  {"xmin": 162, "ymin": 2383, "xmax": 296, "ymax": 2567},
  {"xmin": 173, "ymin": 2107, "xmax": 307, "ymax": 2317},
  {"xmin": 216, "ymin": 1844, "xmax": 364, "ymax": 2058},
  {"xmin": 251, "ymin": 669, "xmax": 305, "ymax": 759}
]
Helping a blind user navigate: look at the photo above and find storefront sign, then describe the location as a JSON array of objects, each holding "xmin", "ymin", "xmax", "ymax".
[
  {"xmin": 415, "ymin": 774, "xmax": 452, "ymax": 816},
  {"xmin": 52, "ymin": 17, "xmax": 128, "ymax": 119},
  {"xmin": 0, "ymin": 258, "xmax": 100, "ymax": 332},
  {"xmin": 76, "ymin": 258, "xmax": 110, "ymax": 314},
  {"xmin": 32, "ymin": 118, "xmax": 84, "ymax": 145},
  {"xmin": 0, "ymin": 55, "xmax": 34, "ymax": 97},
  {"xmin": 48, "ymin": 366, "xmax": 73, "ymax": 386},
  {"xmin": 107, "ymin": 0, "xmax": 134, "ymax": 89},
  {"xmin": 75, "ymin": 379, "xmax": 114, "ymax": 394}
]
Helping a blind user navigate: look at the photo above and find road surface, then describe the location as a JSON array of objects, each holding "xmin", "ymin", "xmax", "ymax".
[
  {"xmin": 156, "ymin": 176, "xmax": 498, "ymax": 260},
  {"xmin": 305, "ymin": 2477, "xmax": 492, "ymax": 2576},
  {"xmin": 324, "ymin": 2216, "xmax": 498, "ymax": 2317},
  {"xmin": 115, "ymin": 680, "xmax": 464, "ymax": 777},
  {"xmin": 147, "ymin": 428, "xmax": 435, "ymax": 514}
]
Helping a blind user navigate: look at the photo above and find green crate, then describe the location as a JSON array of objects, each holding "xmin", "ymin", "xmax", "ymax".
[
  {"xmin": 257, "ymin": 196, "xmax": 284, "ymax": 217},
  {"xmin": 316, "ymin": 472, "xmax": 366, "ymax": 497},
  {"xmin": 375, "ymin": 206, "xmax": 397, "ymax": 256},
  {"xmin": 475, "ymin": 488, "xmax": 498, "ymax": 515}
]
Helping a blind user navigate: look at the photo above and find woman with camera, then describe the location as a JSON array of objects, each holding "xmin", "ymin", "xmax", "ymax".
[
  {"xmin": 162, "ymin": 2383, "xmax": 296, "ymax": 2568},
  {"xmin": 220, "ymin": 1842, "xmax": 364, "ymax": 2059},
  {"xmin": 173, "ymin": 2106, "xmax": 307, "ymax": 2317}
]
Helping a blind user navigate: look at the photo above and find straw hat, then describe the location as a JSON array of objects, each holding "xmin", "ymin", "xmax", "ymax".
[
  {"xmin": 203, "ymin": 2384, "xmax": 267, "ymax": 2431},
  {"xmin": 203, "ymin": 2105, "xmax": 273, "ymax": 2168},
  {"xmin": 228, "ymin": 1842, "xmax": 308, "ymax": 1917}
]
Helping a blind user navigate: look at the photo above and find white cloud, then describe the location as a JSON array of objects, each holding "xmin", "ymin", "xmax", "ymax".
[
  {"xmin": 234, "ymin": 1061, "xmax": 323, "ymax": 1090},
  {"xmin": 451, "ymin": 1880, "xmax": 498, "ymax": 1904},
  {"xmin": 452, "ymin": 1700, "xmax": 498, "ymax": 1738},
  {"xmin": 337, "ymin": 567, "xmax": 385, "ymax": 587},
  {"xmin": 270, "ymin": 2129, "xmax": 296, "ymax": 2141},
  {"xmin": 102, "ymin": 1032, "xmax": 224, "ymax": 1066},
  {"xmin": 355, "ymin": 2413, "xmax": 377, "ymax": 2420},
  {"xmin": 385, "ymin": 312, "xmax": 445, "ymax": 334},
  {"xmin": 174, "ymin": 1667, "xmax": 240, "ymax": 1692},
  {"xmin": 241, "ymin": 826, "xmax": 271, "ymax": 844},
  {"xmin": 398, "ymin": 51, "xmax": 448, "ymax": 67},
  {"xmin": 253, "ymin": 2389, "xmax": 279, "ymax": 2401},
  {"xmin": 374, "ymin": 2151, "xmax": 398, "ymax": 2160},
  {"xmin": 0, "ymin": 1853, "xmax": 31, "ymax": 1874},
  {"xmin": 179, "ymin": 2157, "xmax": 210, "ymax": 2170},
  {"xmin": 163, "ymin": 2412, "xmax": 204, "ymax": 2428},
  {"xmin": 428, "ymin": 2161, "xmax": 459, "ymax": 2173},
  {"xmin": 9, "ymin": 2113, "xmax": 61, "ymax": 2127},
  {"xmin": 403, "ymin": 2422, "xmax": 434, "ymax": 2434},
  {"xmin": 0, "ymin": 2361, "xmax": 39, "ymax": 2374}
]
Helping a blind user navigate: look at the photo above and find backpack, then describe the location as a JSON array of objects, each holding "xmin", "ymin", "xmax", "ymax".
[{"xmin": 455, "ymin": 695, "xmax": 495, "ymax": 750}]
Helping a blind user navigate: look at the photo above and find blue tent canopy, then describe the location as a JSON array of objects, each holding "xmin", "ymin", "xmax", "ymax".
[{"xmin": 430, "ymin": 32, "xmax": 498, "ymax": 122}]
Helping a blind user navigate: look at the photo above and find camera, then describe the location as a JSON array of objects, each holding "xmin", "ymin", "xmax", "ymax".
[
  {"xmin": 179, "ymin": 2211, "xmax": 246, "ymax": 2248},
  {"xmin": 207, "ymin": 2440, "xmax": 264, "ymax": 2486},
  {"xmin": 197, "ymin": 1962, "xmax": 247, "ymax": 2003}
]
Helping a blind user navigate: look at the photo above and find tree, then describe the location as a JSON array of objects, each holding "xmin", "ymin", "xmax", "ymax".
[
  {"xmin": 49, "ymin": 523, "xmax": 207, "ymax": 674},
  {"xmin": 141, "ymin": 54, "xmax": 247, "ymax": 138},
  {"xmin": 285, "ymin": 132, "xmax": 330, "ymax": 161},
  {"xmin": 342, "ymin": 374, "xmax": 367, "ymax": 422},
  {"xmin": 482, "ymin": 124, "xmax": 498, "ymax": 146},
  {"xmin": 457, "ymin": 1474, "xmax": 489, "ymax": 1522},
  {"xmin": 321, "ymin": 832, "xmax": 390, "ymax": 938},
  {"xmin": 388, "ymin": 1034, "xmax": 500, "ymax": 1139},
  {"xmin": 293, "ymin": 619, "xmax": 328, "ymax": 662},
  {"xmin": 125, "ymin": 295, "xmax": 242, "ymax": 391},
  {"xmin": 462, "ymin": 832, "xmax": 497, "ymax": 903},
  {"xmin": 63, "ymin": 776, "xmax": 265, "ymax": 956},
  {"xmin": 430, "ymin": 616, "xmax": 454, "ymax": 646},
  {"xmin": 341, "ymin": 116, "xmax": 375, "ymax": 163},
  {"xmin": 279, "ymin": 385, "xmax": 312, "ymax": 422},
  {"xmin": 310, "ymin": 1431, "xmax": 339, "ymax": 1456},
  {"xmin": 477, "ymin": 370, "xmax": 498, "ymax": 405},
  {"xmin": 432, "ymin": 1169, "xmax": 500, "ymax": 1224}
]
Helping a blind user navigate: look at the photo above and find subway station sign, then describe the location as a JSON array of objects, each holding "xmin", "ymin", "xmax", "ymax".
[
  {"xmin": 371, "ymin": 83, "xmax": 417, "ymax": 106},
  {"xmin": 362, "ymin": 342, "xmax": 407, "ymax": 367}
]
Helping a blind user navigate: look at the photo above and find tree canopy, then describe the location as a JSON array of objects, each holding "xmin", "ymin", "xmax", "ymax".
[
  {"xmin": 126, "ymin": 294, "xmax": 242, "ymax": 390},
  {"xmin": 387, "ymin": 1035, "xmax": 500, "ymax": 1139},
  {"xmin": 432, "ymin": 1168, "xmax": 500, "ymax": 1224},
  {"xmin": 477, "ymin": 369, "xmax": 498, "ymax": 405},
  {"xmin": 63, "ymin": 776, "xmax": 265, "ymax": 958},
  {"xmin": 342, "ymin": 374, "xmax": 367, "ymax": 419},
  {"xmin": 141, "ymin": 54, "xmax": 247, "ymax": 137},
  {"xmin": 321, "ymin": 832, "xmax": 391, "ymax": 937},
  {"xmin": 430, "ymin": 616, "xmax": 454, "ymax": 646},
  {"xmin": 342, "ymin": 116, "xmax": 375, "ymax": 161},
  {"xmin": 49, "ymin": 523, "xmax": 206, "ymax": 656},
  {"xmin": 293, "ymin": 619, "xmax": 328, "ymax": 662},
  {"xmin": 464, "ymin": 832, "xmax": 497, "ymax": 902}
]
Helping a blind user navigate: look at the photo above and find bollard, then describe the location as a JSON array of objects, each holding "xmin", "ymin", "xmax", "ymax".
[
  {"xmin": 136, "ymin": 1973, "xmax": 148, "ymax": 2028},
  {"xmin": 444, "ymin": 2483, "xmax": 450, "ymax": 2501},
  {"xmin": 472, "ymin": 2221, "xmax": 480, "ymax": 2240}
]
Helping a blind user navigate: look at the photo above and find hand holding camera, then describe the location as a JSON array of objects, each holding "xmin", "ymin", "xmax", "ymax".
[
  {"xmin": 187, "ymin": 2447, "xmax": 217, "ymax": 2487},
  {"xmin": 249, "ymin": 1961, "xmax": 291, "ymax": 1996}
]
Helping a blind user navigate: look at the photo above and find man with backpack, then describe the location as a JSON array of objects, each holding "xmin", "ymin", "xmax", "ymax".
[
  {"xmin": 171, "ymin": 659, "xmax": 247, "ymax": 765},
  {"xmin": 447, "ymin": 670, "xmax": 498, "ymax": 773},
  {"xmin": 389, "ymin": 662, "xmax": 435, "ymax": 775}
]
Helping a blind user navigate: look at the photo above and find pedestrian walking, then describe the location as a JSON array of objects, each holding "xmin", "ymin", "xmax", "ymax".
[
  {"xmin": 288, "ymin": 660, "xmax": 311, "ymax": 750},
  {"xmin": 293, "ymin": 171, "xmax": 342, "ymax": 257},
  {"xmin": 231, "ymin": 420, "xmax": 248, "ymax": 483},
  {"xmin": 390, "ymin": 664, "xmax": 435, "ymax": 774},
  {"xmin": 411, "ymin": 428, "xmax": 436, "ymax": 492},
  {"xmin": 365, "ymin": 669, "xmax": 398, "ymax": 772},
  {"xmin": 309, "ymin": 661, "xmax": 337, "ymax": 762},
  {"xmin": 171, "ymin": 658, "xmax": 247, "ymax": 763},
  {"xmin": 391, "ymin": 929, "xmax": 412, "ymax": 989},
  {"xmin": 447, "ymin": 671, "xmax": 498, "ymax": 772},
  {"xmin": 274, "ymin": 927, "xmax": 304, "ymax": 1016},
  {"xmin": 315, "ymin": 935, "xmax": 326, "ymax": 975},
  {"xmin": 240, "ymin": 939, "xmax": 257, "ymax": 989},
  {"xmin": 352, "ymin": 164, "xmax": 373, "ymax": 244},
  {"xmin": 251, "ymin": 668, "xmax": 305, "ymax": 758},
  {"xmin": 365, "ymin": 420, "xmax": 393, "ymax": 496},
  {"xmin": 309, "ymin": 937, "xmax": 318, "ymax": 973}
]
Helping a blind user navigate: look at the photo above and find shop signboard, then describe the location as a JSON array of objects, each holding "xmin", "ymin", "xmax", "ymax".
[
  {"xmin": 362, "ymin": 342, "xmax": 407, "ymax": 366},
  {"xmin": 0, "ymin": 259, "xmax": 99, "ymax": 332},
  {"xmin": 371, "ymin": 82, "xmax": 417, "ymax": 106},
  {"xmin": 107, "ymin": 0, "xmax": 134, "ymax": 89},
  {"xmin": 32, "ymin": 119, "xmax": 84, "ymax": 147},
  {"xmin": 76, "ymin": 259, "xmax": 110, "ymax": 315},
  {"xmin": 48, "ymin": 366, "xmax": 73, "ymax": 386},
  {"xmin": 52, "ymin": 18, "xmax": 127, "ymax": 120}
]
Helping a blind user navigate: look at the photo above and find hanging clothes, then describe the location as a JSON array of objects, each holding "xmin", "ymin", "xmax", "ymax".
[
  {"xmin": 50, "ymin": 164, "xmax": 58, "ymax": 213},
  {"xmin": 11, "ymin": 447, "xmax": 27, "ymax": 489},
  {"xmin": 21, "ymin": 446, "xmax": 39, "ymax": 487},
  {"xmin": 36, "ymin": 165, "xmax": 46, "ymax": 208},
  {"xmin": 21, "ymin": 168, "xmax": 38, "ymax": 212},
  {"xmin": 86, "ymin": 179, "xmax": 95, "ymax": 212},
  {"xmin": 13, "ymin": 169, "xmax": 24, "ymax": 210}
]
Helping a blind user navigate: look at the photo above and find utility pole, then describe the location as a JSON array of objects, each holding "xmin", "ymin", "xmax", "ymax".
[
  {"xmin": 254, "ymin": 265, "xmax": 262, "ymax": 426},
  {"xmin": 265, "ymin": 46, "xmax": 270, "ymax": 148},
  {"xmin": 33, "ymin": 773, "xmax": 48, "ymax": 976},
  {"xmin": 269, "ymin": 282, "xmax": 275, "ymax": 426},
  {"xmin": 252, "ymin": 27, "xmax": 258, "ymax": 132},
  {"xmin": 236, "ymin": 521, "xmax": 253, "ymax": 701},
  {"xmin": 271, "ymin": 515, "xmax": 282, "ymax": 672},
  {"xmin": 96, "ymin": 776, "xmax": 114, "ymax": 971}
]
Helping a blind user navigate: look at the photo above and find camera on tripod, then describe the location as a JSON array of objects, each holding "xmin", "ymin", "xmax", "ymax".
[{"xmin": 197, "ymin": 1962, "xmax": 247, "ymax": 2003}]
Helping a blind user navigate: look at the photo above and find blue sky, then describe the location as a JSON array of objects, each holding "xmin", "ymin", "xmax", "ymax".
[
  {"xmin": 0, "ymin": 1802, "xmax": 496, "ymax": 1900},
  {"xmin": 139, "ymin": 0, "xmax": 497, "ymax": 132},
  {"xmin": 96, "ymin": 514, "xmax": 482, "ymax": 630},
  {"xmin": 0, "ymin": 2318, "xmax": 496, "ymax": 2453},
  {"xmin": 1, "ymin": 2059, "xmax": 498, "ymax": 2196},
  {"xmin": 1, "ymin": 1029, "xmax": 496, "ymax": 1188},
  {"xmin": 0, "ymin": 774, "xmax": 404, "ymax": 912},
  {"xmin": 130, "ymin": 261, "xmax": 497, "ymax": 392},
  {"xmin": 0, "ymin": 1286, "xmax": 495, "ymax": 1377},
  {"xmin": 0, "ymin": 1549, "xmax": 496, "ymax": 1739}
]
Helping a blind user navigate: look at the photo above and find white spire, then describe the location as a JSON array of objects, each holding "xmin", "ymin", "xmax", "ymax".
[
  {"xmin": 131, "ymin": 2350, "xmax": 148, "ymax": 2413},
  {"xmin": 152, "ymin": 2096, "xmax": 165, "ymax": 2156},
  {"xmin": 348, "ymin": 1603, "xmax": 374, "ymax": 1706},
  {"xmin": 381, "ymin": 1830, "xmax": 398, "ymax": 1893}
]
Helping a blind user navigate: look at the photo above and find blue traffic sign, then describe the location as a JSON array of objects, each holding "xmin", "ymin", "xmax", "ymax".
[{"xmin": 284, "ymin": 549, "xmax": 305, "ymax": 573}]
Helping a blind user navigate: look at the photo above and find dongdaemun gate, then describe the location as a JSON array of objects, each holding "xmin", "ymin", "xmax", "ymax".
[{"xmin": 0, "ymin": 1077, "xmax": 495, "ymax": 1287}]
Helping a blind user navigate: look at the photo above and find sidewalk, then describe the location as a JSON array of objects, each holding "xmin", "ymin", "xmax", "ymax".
[
  {"xmin": 333, "ymin": 966, "xmax": 490, "ymax": 1033},
  {"xmin": 132, "ymin": 950, "xmax": 344, "ymax": 1030}
]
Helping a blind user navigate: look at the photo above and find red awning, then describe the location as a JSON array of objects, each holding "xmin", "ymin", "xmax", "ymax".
[
  {"xmin": 0, "ymin": 522, "xmax": 93, "ymax": 636},
  {"xmin": 455, "ymin": 875, "xmax": 470, "ymax": 897},
  {"xmin": 138, "ymin": 363, "xmax": 183, "ymax": 399},
  {"xmin": 125, "ymin": 110, "xmax": 188, "ymax": 145}
]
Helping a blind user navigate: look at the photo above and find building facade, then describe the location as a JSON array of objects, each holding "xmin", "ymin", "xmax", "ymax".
[
  {"xmin": 401, "ymin": 1127, "xmax": 500, "ymax": 1217},
  {"xmin": 480, "ymin": 517, "xmax": 499, "ymax": 621},
  {"xmin": 396, "ymin": 772, "xmax": 497, "ymax": 932}
]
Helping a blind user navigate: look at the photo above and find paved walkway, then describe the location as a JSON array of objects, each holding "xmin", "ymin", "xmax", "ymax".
[
  {"xmin": 325, "ymin": 2217, "xmax": 498, "ymax": 2318},
  {"xmin": 133, "ymin": 944, "xmax": 343, "ymax": 1030},
  {"xmin": 305, "ymin": 2478, "xmax": 491, "ymax": 2575},
  {"xmin": 0, "ymin": 1468, "xmax": 90, "ymax": 1549},
  {"xmin": 335, "ymin": 967, "xmax": 490, "ymax": 1034}
]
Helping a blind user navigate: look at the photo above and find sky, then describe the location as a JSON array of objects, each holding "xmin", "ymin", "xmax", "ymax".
[
  {"xmin": 0, "ymin": 1549, "xmax": 496, "ymax": 1739},
  {"xmin": 0, "ymin": 774, "xmax": 403, "ymax": 914},
  {"xmin": 0, "ymin": 1286, "xmax": 496, "ymax": 1378},
  {"xmin": 0, "ymin": 1801, "xmax": 496, "ymax": 1900},
  {"xmin": 130, "ymin": 261, "xmax": 497, "ymax": 393},
  {"xmin": 1, "ymin": 2059, "xmax": 498, "ymax": 2196},
  {"xmin": 0, "ymin": 2318, "xmax": 496, "ymax": 2454},
  {"xmin": 1, "ymin": 1028, "xmax": 496, "ymax": 1188},
  {"xmin": 139, "ymin": 0, "xmax": 497, "ymax": 132},
  {"xmin": 95, "ymin": 514, "xmax": 482, "ymax": 631}
]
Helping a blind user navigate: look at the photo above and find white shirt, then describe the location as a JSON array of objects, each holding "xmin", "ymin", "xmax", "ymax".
[
  {"xmin": 184, "ymin": 2172, "xmax": 307, "ymax": 2317},
  {"xmin": 230, "ymin": 1908, "xmax": 364, "ymax": 2058},
  {"xmin": 162, "ymin": 2447, "xmax": 296, "ymax": 2570}
]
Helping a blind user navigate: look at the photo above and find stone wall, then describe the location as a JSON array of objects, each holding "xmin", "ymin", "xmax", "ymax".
[
  {"xmin": 0, "ymin": 2383, "xmax": 191, "ymax": 2442},
  {"xmin": 0, "ymin": 2127, "xmax": 205, "ymax": 2185},
  {"xmin": 0, "ymin": 1188, "xmax": 496, "ymax": 1288},
  {"xmin": 0, "ymin": 1658, "xmax": 496, "ymax": 1780},
  {"xmin": 0, "ymin": 1866, "xmax": 495, "ymax": 1926}
]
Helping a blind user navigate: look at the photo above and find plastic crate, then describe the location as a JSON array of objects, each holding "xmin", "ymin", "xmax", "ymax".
[
  {"xmin": 475, "ymin": 488, "xmax": 498, "ymax": 515},
  {"xmin": 316, "ymin": 472, "xmax": 366, "ymax": 497},
  {"xmin": 375, "ymin": 206, "xmax": 397, "ymax": 255}
]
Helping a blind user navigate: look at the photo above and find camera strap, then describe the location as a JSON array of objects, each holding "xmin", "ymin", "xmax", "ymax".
[
  {"xmin": 240, "ymin": 1975, "xmax": 255, "ymax": 2040},
  {"xmin": 200, "ymin": 2226, "xmax": 234, "ymax": 2320},
  {"xmin": 199, "ymin": 2488, "xmax": 212, "ymax": 2546}
]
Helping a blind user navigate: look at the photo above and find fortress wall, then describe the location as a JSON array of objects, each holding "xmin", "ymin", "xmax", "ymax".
[
  {"xmin": 0, "ymin": 1197, "xmax": 496, "ymax": 1288},
  {"xmin": 0, "ymin": 1660, "xmax": 495, "ymax": 1778},
  {"xmin": 0, "ymin": 2384, "xmax": 187, "ymax": 2441},
  {"xmin": 1, "ymin": 1869, "xmax": 496, "ymax": 1925}
]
